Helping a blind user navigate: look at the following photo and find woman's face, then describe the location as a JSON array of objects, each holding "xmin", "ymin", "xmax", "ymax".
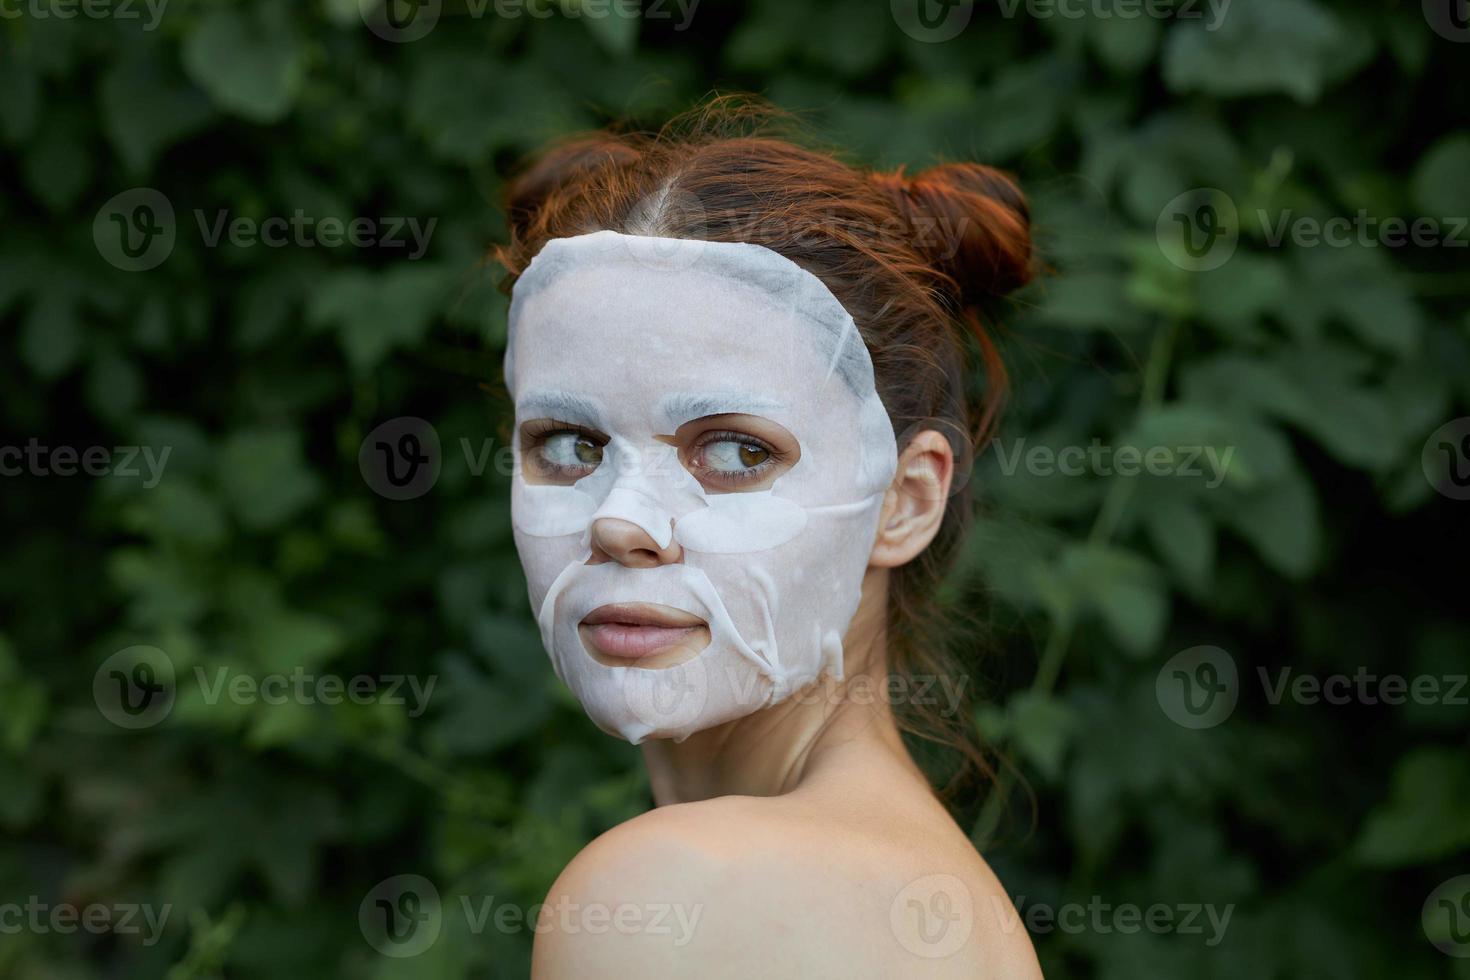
[{"xmin": 506, "ymin": 232, "xmax": 897, "ymax": 743}]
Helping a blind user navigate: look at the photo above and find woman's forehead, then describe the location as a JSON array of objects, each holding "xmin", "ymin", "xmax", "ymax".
[{"xmin": 510, "ymin": 265, "xmax": 840, "ymax": 389}]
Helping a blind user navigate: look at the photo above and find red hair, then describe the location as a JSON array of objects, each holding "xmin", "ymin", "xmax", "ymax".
[{"xmin": 496, "ymin": 96, "xmax": 1034, "ymax": 798}]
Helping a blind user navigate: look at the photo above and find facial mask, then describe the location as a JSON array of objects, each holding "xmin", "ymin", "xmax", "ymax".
[{"xmin": 506, "ymin": 230, "xmax": 898, "ymax": 742}]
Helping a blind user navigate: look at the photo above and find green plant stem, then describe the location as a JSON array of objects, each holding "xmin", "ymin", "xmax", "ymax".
[{"xmin": 974, "ymin": 318, "xmax": 1181, "ymax": 849}]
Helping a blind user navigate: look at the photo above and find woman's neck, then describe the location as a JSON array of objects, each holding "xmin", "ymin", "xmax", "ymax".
[{"xmin": 639, "ymin": 572, "xmax": 921, "ymax": 805}]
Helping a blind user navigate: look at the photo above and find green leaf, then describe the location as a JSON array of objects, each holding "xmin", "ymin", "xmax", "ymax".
[
  {"xmin": 1216, "ymin": 464, "xmax": 1320, "ymax": 578},
  {"xmin": 1033, "ymin": 270, "xmax": 1141, "ymax": 331},
  {"xmin": 22, "ymin": 108, "xmax": 91, "ymax": 212},
  {"xmin": 101, "ymin": 48, "xmax": 216, "ymax": 173},
  {"xmin": 1058, "ymin": 544, "xmax": 1169, "ymax": 657},
  {"xmin": 182, "ymin": 4, "xmax": 307, "ymax": 123},
  {"xmin": 19, "ymin": 292, "xmax": 83, "ymax": 380},
  {"xmin": 215, "ymin": 428, "xmax": 322, "ymax": 531},
  {"xmin": 1088, "ymin": 9, "xmax": 1160, "ymax": 74},
  {"xmin": 1354, "ymin": 748, "xmax": 1470, "ymax": 866},
  {"xmin": 249, "ymin": 610, "xmax": 345, "ymax": 674},
  {"xmin": 306, "ymin": 265, "xmax": 451, "ymax": 372},
  {"xmin": 1411, "ymin": 134, "xmax": 1470, "ymax": 219},
  {"xmin": 0, "ymin": 55, "xmax": 40, "ymax": 144},
  {"xmin": 572, "ymin": 0, "xmax": 640, "ymax": 56},
  {"xmin": 1008, "ymin": 691, "xmax": 1078, "ymax": 781},
  {"xmin": 1161, "ymin": 0, "xmax": 1357, "ymax": 103},
  {"xmin": 1143, "ymin": 493, "xmax": 1215, "ymax": 592}
]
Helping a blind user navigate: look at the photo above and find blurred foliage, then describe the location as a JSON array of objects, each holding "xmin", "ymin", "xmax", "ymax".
[{"xmin": 1, "ymin": 0, "xmax": 1467, "ymax": 977}]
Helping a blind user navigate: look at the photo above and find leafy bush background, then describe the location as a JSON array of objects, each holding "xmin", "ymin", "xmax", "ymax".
[{"xmin": 2, "ymin": 0, "xmax": 1468, "ymax": 976}]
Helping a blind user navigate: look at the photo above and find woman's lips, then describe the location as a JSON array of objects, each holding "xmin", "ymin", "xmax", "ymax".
[{"xmin": 579, "ymin": 603, "xmax": 709, "ymax": 660}]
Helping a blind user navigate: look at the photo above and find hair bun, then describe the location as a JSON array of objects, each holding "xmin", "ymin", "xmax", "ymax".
[{"xmin": 872, "ymin": 163, "xmax": 1034, "ymax": 307}]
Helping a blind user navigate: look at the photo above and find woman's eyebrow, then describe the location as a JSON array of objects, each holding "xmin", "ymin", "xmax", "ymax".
[
  {"xmin": 658, "ymin": 393, "xmax": 784, "ymax": 426},
  {"xmin": 517, "ymin": 390, "xmax": 606, "ymax": 427}
]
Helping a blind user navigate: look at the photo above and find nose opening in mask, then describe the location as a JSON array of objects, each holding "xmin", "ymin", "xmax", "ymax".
[{"xmin": 584, "ymin": 485, "xmax": 678, "ymax": 551}]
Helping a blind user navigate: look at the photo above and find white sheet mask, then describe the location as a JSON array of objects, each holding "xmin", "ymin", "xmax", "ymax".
[{"xmin": 506, "ymin": 230, "xmax": 899, "ymax": 742}]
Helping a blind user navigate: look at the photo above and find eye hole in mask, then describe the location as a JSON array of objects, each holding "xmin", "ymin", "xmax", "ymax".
[
  {"xmin": 519, "ymin": 413, "xmax": 802, "ymax": 493},
  {"xmin": 521, "ymin": 419, "xmax": 606, "ymax": 484},
  {"xmin": 671, "ymin": 413, "xmax": 800, "ymax": 493}
]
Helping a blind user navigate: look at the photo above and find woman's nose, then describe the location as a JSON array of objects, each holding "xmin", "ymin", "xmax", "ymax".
[{"xmin": 588, "ymin": 517, "xmax": 682, "ymax": 568}]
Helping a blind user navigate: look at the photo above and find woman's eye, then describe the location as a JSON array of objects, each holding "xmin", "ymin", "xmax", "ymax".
[
  {"xmin": 697, "ymin": 438, "xmax": 771, "ymax": 474},
  {"xmin": 541, "ymin": 432, "xmax": 603, "ymax": 469}
]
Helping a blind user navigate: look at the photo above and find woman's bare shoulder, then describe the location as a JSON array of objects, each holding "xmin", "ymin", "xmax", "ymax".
[{"xmin": 531, "ymin": 795, "xmax": 1043, "ymax": 979}]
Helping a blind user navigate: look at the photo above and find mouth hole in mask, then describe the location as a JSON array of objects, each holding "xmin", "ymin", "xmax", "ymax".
[{"xmin": 577, "ymin": 601, "xmax": 712, "ymax": 669}]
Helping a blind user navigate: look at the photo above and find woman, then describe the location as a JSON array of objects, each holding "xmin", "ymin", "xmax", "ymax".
[{"xmin": 496, "ymin": 98, "xmax": 1043, "ymax": 978}]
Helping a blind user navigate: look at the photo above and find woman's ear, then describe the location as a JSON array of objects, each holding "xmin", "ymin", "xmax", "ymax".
[{"xmin": 870, "ymin": 429, "xmax": 955, "ymax": 568}]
